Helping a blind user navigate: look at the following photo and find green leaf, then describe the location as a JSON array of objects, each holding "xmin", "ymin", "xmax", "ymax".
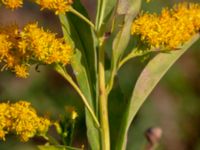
[
  {"xmin": 95, "ymin": 0, "xmax": 117, "ymax": 34},
  {"xmin": 112, "ymin": 0, "xmax": 141, "ymax": 65},
  {"xmin": 107, "ymin": 0, "xmax": 141, "ymax": 93},
  {"xmin": 116, "ymin": 34, "xmax": 200, "ymax": 150},
  {"xmin": 70, "ymin": 50, "xmax": 100, "ymax": 150},
  {"xmin": 38, "ymin": 145, "xmax": 81, "ymax": 150},
  {"xmin": 59, "ymin": 1, "xmax": 100, "ymax": 149},
  {"xmin": 69, "ymin": 0, "xmax": 97, "ymax": 89}
]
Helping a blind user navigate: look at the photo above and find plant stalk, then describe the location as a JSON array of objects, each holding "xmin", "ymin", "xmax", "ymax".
[
  {"xmin": 106, "ymin": 62, "xmax": 117, "ymax": 94},
  {"xmin": 98, "ymin": 41, "xmax": 110, "ymax": 150},
  {"xmin": 70, "ymin": 7, "xmax": 95, "ymax": 30},
  {"xmin": 118, "ymin": 48, "xmax": 170, "ymax": 70},
  {"xmin": 55, "ymin": 64, "xmax": 100, "ymax": 128}
]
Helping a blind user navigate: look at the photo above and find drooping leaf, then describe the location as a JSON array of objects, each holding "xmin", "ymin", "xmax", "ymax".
[
  {"xmin": 70, "ymin": 49, "xmax": 100, "ymax": 150},
  {"xmin": 69, "ymin": 0, "xmax": 97, "ymax": 93},
  {"xmin": 59, "ymin": 1, "xmax": 100, "ymax": 149},
  {"xmin": 116, "ymin": 34, "xmax": 200, "ymax": 150}
]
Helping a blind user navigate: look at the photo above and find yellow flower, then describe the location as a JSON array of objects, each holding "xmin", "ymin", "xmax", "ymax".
[
  {"xmin": 0, "ymin": 22, "xmax": 73, "ymax": 78},
  {"xmin": 0, "ymin": 130, "xmax": 6, "ymax": 140},
  {"xmin": 0, "ymin": 103, "xmax": 10, "ymax": 140},
  {"xmin": 0, "ymin": 34, "xmax": 11, "ymax": 62},
  {"xmin": 21, "ymin": 23, "xmax": 73, "ymax": 65},
  {"xmin": 131, "ymin": 3, "xmax": 200, "ymax": 49},
  {"xmin": 14, "ymin": 65, "xmax": 29, "ymax": 78},
  {"xmin": 3, "ymin": 54, "xmax": 19, "ymax": 68},
  {"xmin": 1, "ymin": 0, "xmax": 23, "ymax": 9},
  {"xmin": 35, "ymin": 0, "xmax": 73, "ymax": 14},
  {"xmin": 0, "ymin": 24, "xmax": 20, "ymax": 47},
  {"xmin": 71, "ymin": 110, "xmax": 78, "ymax": 120},
  {"xmin": 0, "ymin": 101, "xmax": 51, "ymax": 142},
  {"xmin": 37, "ymin": 118, "xmax": 51, "ymax": 134}
]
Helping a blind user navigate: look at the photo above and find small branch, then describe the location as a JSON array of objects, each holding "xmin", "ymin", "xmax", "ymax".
[
  {"xmin": 107, "ymin": 48, "xmax": 146, "ymax": 94},
  {"xmin": 118, "ymin": 48, "xmax": 170, "ymax": 70},
  {"xmin": 55, "ymin": 64, "xmax": 100, "ymax": 128},
  {"xmin": 69, "ymin": 118, "xmax": 76, "ymax": 146},
  {"xmin": 118, "ymin": 48, "xmax": 144, "ymax": 69},
  {"xmin": 106, "ymin": 48, "xmax": 170, "ymax": 94},
  {"xmin": 106, "ymin": 63, "xmax": 117, "ymax": 94},
  {"xmin": 69, "ymin": 7, "xmax": 95, "ymax": 30},
  {"xmin": 41, "ymin": 134, "xmax": 60, "ymax": 145}
]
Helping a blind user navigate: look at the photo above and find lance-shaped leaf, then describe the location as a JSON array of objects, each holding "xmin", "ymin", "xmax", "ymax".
[
  {"xmin": 59, "ymin": 1, "xmax": 100, "ymax": 149},
  {"xmin": 116, "ymin": 34, "xmax": 200, "ymax": 150},
  {"xmin": 69, "ymin": 0, "xmax": 97, "ymax": 93}
]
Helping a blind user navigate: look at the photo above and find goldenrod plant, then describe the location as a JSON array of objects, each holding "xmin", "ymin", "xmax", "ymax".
[
  {"xmin": 0, "ymin": 0, "xmax": 200, "ymax": 150},
  {"xmin": 0, "ymin": 101, "xmax": 50, "ymax": 142}
]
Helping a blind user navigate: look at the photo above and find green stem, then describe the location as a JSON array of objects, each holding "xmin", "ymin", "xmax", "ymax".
[
  {"xmin": 118, "ymin": 48, "xmax": 169, "ymax": 70},
  {"xmin": 106, "ymin": 62, "xmax": 117, "ymax": 94},
  {"xmin": 42, "ymin": 134, "xmax": 60, "ymax": 145},
  {"xmin": 98, "ymin": 41, "xmax": 110, "ymax": 150},
  {"xmin": 55, "ymin": 64, "xmax": 100, "ymax": 128},
  {"xmin": 106, "ymin": 48, "xmax": 139, "ymax": 94},
  {"xmin": 69, "ymin": 120, "xmax": 76, "ymax": 146},
  {"xmin": 118, "ymin": 48, "xmax": 140, "ymax": 69},
  {"xmin": 69, "ymin": 7, "xmax": 95, "ymax": 30},
  {"xmin": 107, "ymin": 48, "xmax": 169, "ymax": 94}
]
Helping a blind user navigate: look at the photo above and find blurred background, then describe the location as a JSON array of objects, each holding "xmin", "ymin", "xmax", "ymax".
[{"xmin": 0, "ymin": 0, "xmax": 200, "ymax": 149}]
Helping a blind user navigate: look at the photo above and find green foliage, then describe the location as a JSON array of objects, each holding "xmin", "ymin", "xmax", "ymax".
[
  {"xmin": 116, "ymin": 34, "xmax": 200, "ymax": 150},
  {"xmin": 59, "ymin": 3, "xmax": 100, "ymax": 149},
  {"xmin": 95, "ymin": 0, "xmax": 117, "ymax": 35},
  {"xmin": 1, "ymin": 0, "xmax": 200, "ymax": 150},
  {"xmin": 107, "ymin": 0, "xmax": 142, "ymax": 93}
]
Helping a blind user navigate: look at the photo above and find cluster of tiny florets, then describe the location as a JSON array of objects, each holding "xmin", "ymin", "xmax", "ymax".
[
  {"xmin": 0, "ymin": 101, "xmax": 50, "ymax": 142},
  {"xmin": 131, "ymin": 3, "xmax": 200, "ymax": 49},
  {"xmin": 0, "ymin": 23, "xmax": 73, "ymax": 78},
  {"xmin": 1, "ymin": 0, "xmax": 74, "ymax": 14},
  {"xmin": 1, "ymin": 0, "xmax": 23, "ymax": 9},
  {"xmin": 35, "ymin": 0, "xmax": 74, "ymax": 14}
]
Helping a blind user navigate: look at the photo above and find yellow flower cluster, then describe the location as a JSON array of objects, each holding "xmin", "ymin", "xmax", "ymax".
[
  {"xmin": 0, "ymin": 101, "xmax": 50, "ymax": 142},
  {"xmin": 1, "ymin": 0, "xmax": 74, "ymax": 14},
  {"xmin": 131, "ymin": 3, "xmax": 200, "ymax": 49},
  {"xmin": 1, "ymin": 0, "xmax": 23, "ymax": 9},
  {"xmin": 35, "ymin": 0, "xmax": 74, "ymax": 14},
  {"xmin": 0, "ymin": 23, "xmax": 73, "ymax": 78}
]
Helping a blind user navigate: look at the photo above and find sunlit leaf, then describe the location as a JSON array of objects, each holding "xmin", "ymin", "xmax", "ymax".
[
  {"xmin": 59, "ymin": 1, "xmax": 100, "ymax": 149},
  {"xmin": 116, "ymin": 34, "xmax": 200, "ymax": 150},
  {"xmin": 69, "ymin": 0, "xmax": 97, "ymax": 91}
]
